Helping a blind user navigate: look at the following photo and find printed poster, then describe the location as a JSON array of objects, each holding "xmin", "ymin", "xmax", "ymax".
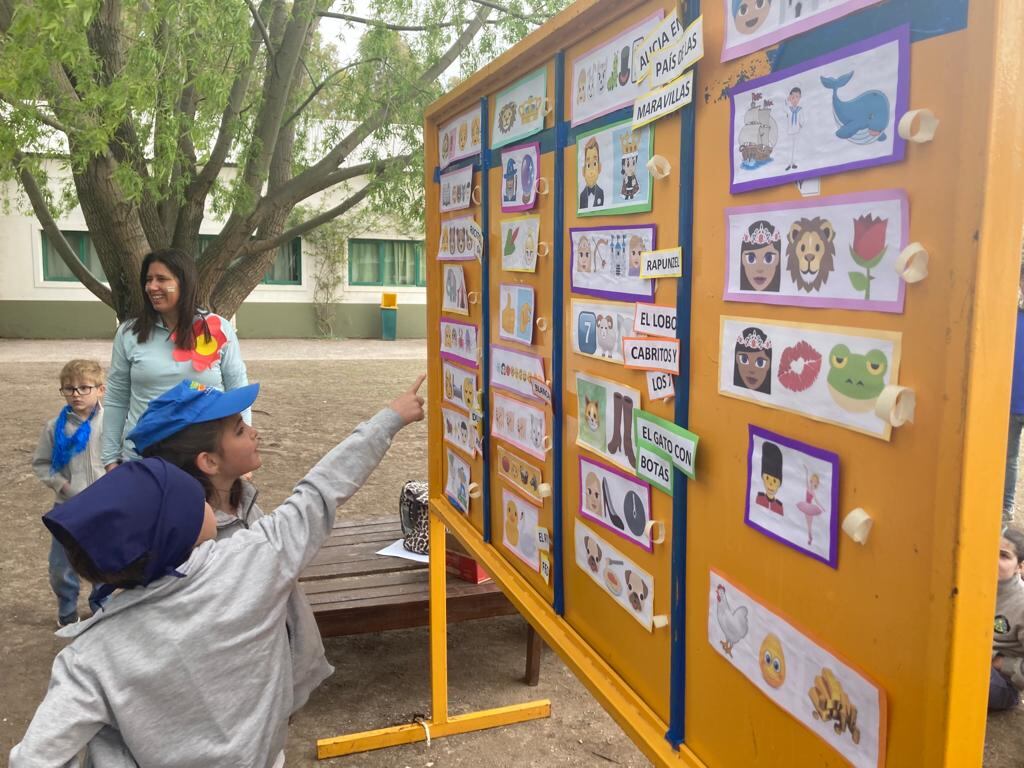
[
  {"xmin": 439, "ymin": 317, "xmax": 478, "ymax": 369},
  {"xmin": 490, "ymin": 344, "xmax": 545, "ymax": 402},
  {"xmin": 439, "ymin": 107, "xmax": 481, "ymax": 170},
  {"xmin": 439, "ymin": 215, "xmax": 482, "ymax": 262},
  {"xmin": 745, "ymin": 426, "xmax": 839, "ymax": 567},
  {"xmin": 575, "ymin": 371, "xmax": 641, "ymax": 473},
  {"xmin": 729, "ymin": 26, "xmax": 909, "ymax": 193},
  {"xmin": 570, "ymin": 224, "xmax": 656, "ymax": 302},
  {"xmin": 445, "ymin": 447, "xmax": 472, "ymax": 514},
  {"xmin": 497, "ymin": 445, "xmax": 545, "ymax": 503},
  {"xmin": 724, "ymin": 189, "xmax": 909, "ymax": 313},
  {"xmin": 492, "ymin": 67, "xmax": 547, "ymax": 149},
  {"xmin": 441, "ymin": 406, "xmax": 476, "ymax": 457},
  {"xmin": 502, "ymin": 487, "xmax": 540, "ymax": 571},
  {"xmin": 718, "ymin": 316, "xmax": 902, "ymax": 440},
  {"xmin": 439, "ymin": 165, "xmax": 474, "ymax": 213},
  {"xmin": 500, "ymin": 215, "xmax": 543, "ymax": 273},
  {"xmin": 709, "ymin": 570, "xmax": 886, "ymax": 768},
  {"xmin": 721, "ymin": 0, "xmax": 884, "ymax": 62},
  {"xmin": 498, "ymin": 283, "xmax": 536, "ymax": 346},
  {"xmin": 500, "ymin": 143, "xmax": 542, "ymax": 213},
  {"xmin": 575, "ymin": 522, "xmax": 655, "ymax": 630},
  {"xmin": 441, "ymin": 264, "xmax": 469, "ymax": 316},
  {"xmin": 442, "ymin": 361, "xmax": 477, "ymax": 412},
  {"xmin": 577, "ymin": 120, "xmax": 653, "ymax": 217},
  {"xmin": 578, "ymin": 455, "xmax": 654, "ymax": 551},
  {"xmin": 571, "ymin": 298, "xmax": 635, "ymax": 366},
  {"xmin": 571, "ymin": 11, "xmax": 664, "ymax": 126},
  {"xmin": 492, "ymin": 391, "xmax": 548, "ymax": 460}
]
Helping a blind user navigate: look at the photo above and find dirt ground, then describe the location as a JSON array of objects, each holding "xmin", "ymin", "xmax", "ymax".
[{"xmin": 0, "ymin": 343, "xmax": 1020, "ymax": 766}]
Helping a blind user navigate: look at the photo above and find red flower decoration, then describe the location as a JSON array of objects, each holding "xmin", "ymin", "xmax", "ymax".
[
  {"xmin": 172, "ymin": 315, "xmax": 228, "ymax": 372},
  {"xmin": 851, "ymin": 215, "xmax": 888, "ymax": 269}
]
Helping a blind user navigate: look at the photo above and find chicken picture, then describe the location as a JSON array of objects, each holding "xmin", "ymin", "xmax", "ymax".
[{"xmin": 715, "ymin": 584, "xmax": 749, "ymax": 657}]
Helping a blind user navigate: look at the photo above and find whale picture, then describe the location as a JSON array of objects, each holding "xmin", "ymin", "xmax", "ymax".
[
  {"xmin": 820, "ymin": 72, "xmax": 890, "ymax": 144},
  {"xmin": 729, "ymin": 25, "xmax": 908, "ymax": 193}
]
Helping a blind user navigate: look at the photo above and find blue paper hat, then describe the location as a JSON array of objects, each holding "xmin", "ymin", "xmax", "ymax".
[
  {"xmin": 43, "ymin": 458, "xmax": 205, "ymax": 599},
  {"xmin": 128, "ymin": 380, "xmax": 260, "ymax": 453}
]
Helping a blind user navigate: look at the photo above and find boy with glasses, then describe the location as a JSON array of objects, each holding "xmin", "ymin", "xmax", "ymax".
[{"xmin": 31, "ymin": 359, "xmax": 106, "ymax": 627}]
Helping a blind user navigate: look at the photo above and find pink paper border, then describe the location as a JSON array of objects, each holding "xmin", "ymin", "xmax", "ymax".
[
  {"xmin": 439, "ymin": 317, "xmax": 478, "ymax": 369},
  {"xmin": 723, "ymin": 188, "xmax": 909, "ymax": 313},
  {"xmin": 492, "ymin": 391, "xmax": 547, "ymax": 460},
  {"xmin": 499, "ymin": 142, "xmax": 542, "ymax": 213},
  {"xmin": 490, "ymin": 342, "xmax": 546, "ymax": 400}
]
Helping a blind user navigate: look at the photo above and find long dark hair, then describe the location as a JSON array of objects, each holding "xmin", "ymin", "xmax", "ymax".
[
  {"xmin": 141, "ymin": 418, "xmax": 242, "ymax": 510},
  {"xmin": 131, "ymin": 249, "xmax": 209, "ymax": 351}
]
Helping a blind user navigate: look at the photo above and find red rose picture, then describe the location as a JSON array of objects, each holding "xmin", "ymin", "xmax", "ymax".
[{"xmin": 778, "ymin": 340, "xmax": 822, "ymax": 392}]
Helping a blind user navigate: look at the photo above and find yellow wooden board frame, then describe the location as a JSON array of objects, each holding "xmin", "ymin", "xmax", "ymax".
[{"xmin": 322, "ymin": 0, "xmax": 1024, "ymax": 766}]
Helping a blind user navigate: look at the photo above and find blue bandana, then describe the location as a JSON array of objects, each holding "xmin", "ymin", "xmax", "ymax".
[
  {"xmin": 43, "ymin": 458, "xmax": 205, "ymax": 601},
  {"xmin": 50, "ymin": 405, "xmax": 96, "ymax": 474}
]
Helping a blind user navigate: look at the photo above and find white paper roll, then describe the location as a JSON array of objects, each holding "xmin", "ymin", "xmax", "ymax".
[
  {"xmin": 647, "ymin": 154, "xmax": 672, "ymax": 179},
  {"xmin": 535, "ymin": 317, "xmax": 548, "ymax": 331},
  {"xmin": 895, "ymin": 242, "xmax": 929, "ymax": 283},
  {"xmin": 537, "ymin": 482, "xmax": 552, "ymax": 498},
  {"xmin": 643, "ymin": 519, "xmax": 666, "ymax": 544},
  {"xmin": 874, "ymin": 385, "xmax": 916, "ymax": 427},
  {"xmin": 842, "ymin": 508, "xmax": 873, "ymax": 544},
  {"xmin": 897, "ymin": 109, "xmax": 939, "ymax": 143},
  {"xmin": 467, "ymin": 482, "xmax": 481, "ymax": 499},
  {"xmin": 652, "ymin": 615, "xmax": 669, "ymax": 629}
]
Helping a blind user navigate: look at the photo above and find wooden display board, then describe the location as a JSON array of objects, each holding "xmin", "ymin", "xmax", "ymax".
[{"xmin": 424, "ymin": 1, "xmax": 1024, "ymax": 766}]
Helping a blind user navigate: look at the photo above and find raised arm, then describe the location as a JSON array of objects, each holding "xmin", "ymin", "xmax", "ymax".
[
  {"xmin": 252, "ymin": 375, "xmax": 426, "ymax": 581},
  {"xmin": 101, "ymin": 326, "xmax": 132, "ymax": 468}
]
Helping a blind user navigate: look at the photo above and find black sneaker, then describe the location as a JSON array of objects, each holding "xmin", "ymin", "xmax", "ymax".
[{"xmin": 57, "ymin": 612, "xmax": 80, "ymax": 629}]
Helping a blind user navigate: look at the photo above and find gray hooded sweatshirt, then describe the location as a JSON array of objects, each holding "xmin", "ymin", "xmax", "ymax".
[
  {"xmin": 31, "ymin": 406, "xmax": 105, "ymax": 502},
  {"xmin": 11, "ymin": 408, "xmax": 404, "ymax": 768},
  {"xmin": 214, "ymin": 478, "xmax": 333, "ymax": 713}
]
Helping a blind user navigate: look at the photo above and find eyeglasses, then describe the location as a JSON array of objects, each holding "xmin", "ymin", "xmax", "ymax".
[{"xmin": 59, "ymin": 386, "xmax": 97, "ymax": 396}]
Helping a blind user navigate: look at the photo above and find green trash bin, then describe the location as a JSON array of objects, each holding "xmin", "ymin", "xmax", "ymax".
[{"xmin": 380, "ymin": 292, "xmax": 397, "ymax": 341}]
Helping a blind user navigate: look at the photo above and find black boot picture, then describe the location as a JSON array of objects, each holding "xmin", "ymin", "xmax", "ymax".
[
  {"xmin": 622, "ymin": 395, "xmax": 636, "ymax": 468},
  {"xmin": 607, "ymin": 391, "xmax": 623, "ymax": 455}
]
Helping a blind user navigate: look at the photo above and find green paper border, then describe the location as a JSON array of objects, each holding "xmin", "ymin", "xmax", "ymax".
[
  {"xmin": 491, "ymin": 65, "xmax": 548, "ymax": 149},
  {"xmin": 576, "ymin": 118, "xmax": 654, "ymax": 217},
  {"xmin": 633, "ymin": 407, "xmax": 699, "ymax": 480}
]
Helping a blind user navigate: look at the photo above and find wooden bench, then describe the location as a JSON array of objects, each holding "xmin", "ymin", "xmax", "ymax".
[{"xmin": 299, "ymin": 518, "xmax": 543, "ymax": 685}]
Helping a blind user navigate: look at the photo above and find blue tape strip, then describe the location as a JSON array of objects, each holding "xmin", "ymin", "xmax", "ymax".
[
  {"xmin": 666, "ymin": 0, "xmax": 700, "ymax": 749},
  {"xmin": 480, "ymin": 95, "xmax": 492, "ymax": 544},
  {"xmin": 552, "ymin": 50, "xmax": 567, "ymax": 616}
]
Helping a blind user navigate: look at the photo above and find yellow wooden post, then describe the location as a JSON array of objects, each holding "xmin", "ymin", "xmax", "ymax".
[
  {"xmin": 316, "ymin": 509, "xmax": 551, "ymax": 760},
  {"xmin": 429, "ymin": 510, "xmax": 449, "ymax": 726}
]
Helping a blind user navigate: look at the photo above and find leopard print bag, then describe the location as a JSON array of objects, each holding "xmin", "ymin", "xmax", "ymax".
[{"xmin": 400, "ymin": 481, "xmax": 430, "ymax": 555}]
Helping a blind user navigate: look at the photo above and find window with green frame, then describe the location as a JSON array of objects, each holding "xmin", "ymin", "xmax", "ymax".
[
  {"xmin": 348, "ymin": 239, "xmax": 426, "ymax": 287},
  {"xmin": 197, "ymin": 235, "xmax": 302, "ymax": 285},
  {"xmin": 41, "ymin": 230, "xmax": 108, "ymax": 283}
]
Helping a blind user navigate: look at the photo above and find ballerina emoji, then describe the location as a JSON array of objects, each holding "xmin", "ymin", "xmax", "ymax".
[{"xmin": 795, "ymin": 465, "xmax": 825, "ymax": 546}]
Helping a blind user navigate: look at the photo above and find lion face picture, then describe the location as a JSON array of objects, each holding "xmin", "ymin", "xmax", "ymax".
[{"xmin": 786, "ymin": 217, "xmax": 836, "ymax": 293}]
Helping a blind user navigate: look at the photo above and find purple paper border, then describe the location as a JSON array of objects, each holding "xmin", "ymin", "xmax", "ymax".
[
  {"xmin": 569, "ymin": 11, "xmax": 665, "ymax": 127},
  {"xmin": 492, "ymin": 392, "xmax": 547, "ymax": 461},
  {"xmin": 439, "ymin": 317, "xmax": 478, "ymax": 369},
  {"xmin": 439, "ymin": 165, "xmax": 474, "ymax": 213},
  {"xmin": 441, "ymin": 360, "xmax": 476, "ymax": 409},
  {"xmin": 490, "ymin": 342, "xmax": 545, "ymax": 400},
  {"xmin": 723, "ymin": 188, "xmax": 909, "ymax": 313},
  {"xmin": 744, "ymin": 425, "xmax": 839, "ymax": 568},
  {"xmin": 728, "ymin": 25, "xmax": 910, "ymax": 194},
  {"xmin": 496, "ymin": 283, "xmax": 537, "ymax": 347},
  {"xmin": 569, "ymin": 224, "xmax": 657, "ymax": 302},
  {"xmin": 499, "ymin": 142, "xmax": 542, "ymax": 213},
  {"xmin": 577, "ymin": 455, "xmax": 654, "ymax": 552},
  {"xmin": 720, "ymin": 0, "xmax": 884, "ymax": 63}
]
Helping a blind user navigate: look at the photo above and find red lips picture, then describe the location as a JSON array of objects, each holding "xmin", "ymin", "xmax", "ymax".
[{"xmin": 778, "ymin": 340, "xmax": 822, "ymax": 392}]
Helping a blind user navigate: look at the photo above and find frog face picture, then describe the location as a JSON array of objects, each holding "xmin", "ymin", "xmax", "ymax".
[{"xmin": 826, "ymin": 344, "xmax": 888, "ymax": 413}]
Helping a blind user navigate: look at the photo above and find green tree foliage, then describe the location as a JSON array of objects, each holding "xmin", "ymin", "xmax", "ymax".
[{"xmin": 0, "ymin": 0, "xmax": 567, "ymax": 319}]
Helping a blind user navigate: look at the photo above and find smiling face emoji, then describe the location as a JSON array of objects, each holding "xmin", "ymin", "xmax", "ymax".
[
  {"xmin": 759, "ymin": 633, "xmax": 786, "ymax": 689},
  {"xmin": 733, "ymin": 0, "xmax": 773, "ymax": 35},
  {"xmin": 826, "ymin": 344, "xmax": 888, "ymax": 413}
]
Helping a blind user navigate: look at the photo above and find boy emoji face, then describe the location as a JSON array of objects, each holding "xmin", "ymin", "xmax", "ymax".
[
  {"xmin": 788, "ymin": 88, "xmax": 802, "ymax": 108},
  {"xmin": 583, "ymin": 140, "xmax": 601, "ymax": 188},
  {"xmin": 760, "ymin": 442, "xmax": 783, "ymax": 500}
]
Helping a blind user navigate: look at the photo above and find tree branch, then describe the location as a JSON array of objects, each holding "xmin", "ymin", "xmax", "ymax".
[
  {"xmin": 282, "ymin": 59, "xmax": 383, "ymax": 128},
  {"xmin": 0, "ymin": 94, "xmax": 69, "ymax": 134},
  {"xmin": 468, "ymin": 0, "xmax": 549, "ymax": 23},
  {"xmin": 13, "ymin": 152, "xmax": 113, "ymax": 306},
  {"xmin": 244, "ymin": 0, "xmax": 277, "ymax": 74},
  {"xmin": 239, "ymin": 175, "xmax": 384, "ymax": 257},
  {"xmin": 317, "ymin": 9, "xmax": 472, "ymax": 32}
]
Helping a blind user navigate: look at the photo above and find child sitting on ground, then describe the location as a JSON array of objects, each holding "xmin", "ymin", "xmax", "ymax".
[
  {"xmin": 30, "ymin": 359, "xmax": 106, "ymax": 627},
  {"xmin": 10, "ymin": 375, "xmax": 425, "ymax": 767},
  {"xmin": 128, "ymin": 378, "xmax": 328, "ymax": 713},
  {"xmin": 991, "ymin": 526, "xmax": 1024, "ymax": 710}
]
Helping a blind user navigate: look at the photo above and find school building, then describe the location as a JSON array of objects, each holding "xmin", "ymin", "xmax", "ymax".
[{"xmin": 0, "ymin": 160, "xmax": 427, "ymax": 339}]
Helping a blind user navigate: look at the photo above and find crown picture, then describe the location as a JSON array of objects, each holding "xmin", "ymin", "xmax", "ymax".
[
  {"xmin": 518, "ymin": 95, "xmax": 542, "ymax": 123},
  {"xmin": 620, "ymin": 130, "xmax": 639, "ymax": 156},
  {"xmin": 736, "ymin": 331, "xmax": 772, "ymax": 351},
  {"xmin": 742, "ymin": 223, "xmax": 781, "ymax": 245}
]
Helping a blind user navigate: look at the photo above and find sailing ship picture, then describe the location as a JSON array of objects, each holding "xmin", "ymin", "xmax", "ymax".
[{"xmin": 738, "ymin": 92, "xmax": 779, "ymax": 170}]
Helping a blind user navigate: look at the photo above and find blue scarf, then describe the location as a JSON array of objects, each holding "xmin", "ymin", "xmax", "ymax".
[{"xmin": 50, "ymin": 405, "xmax": 96, "ymax": 474}]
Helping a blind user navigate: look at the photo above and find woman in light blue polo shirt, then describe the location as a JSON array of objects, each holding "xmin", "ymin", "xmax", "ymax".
[{"xmin": 101, "ymin": 248, "xmax": 250, "ymax": 468}]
